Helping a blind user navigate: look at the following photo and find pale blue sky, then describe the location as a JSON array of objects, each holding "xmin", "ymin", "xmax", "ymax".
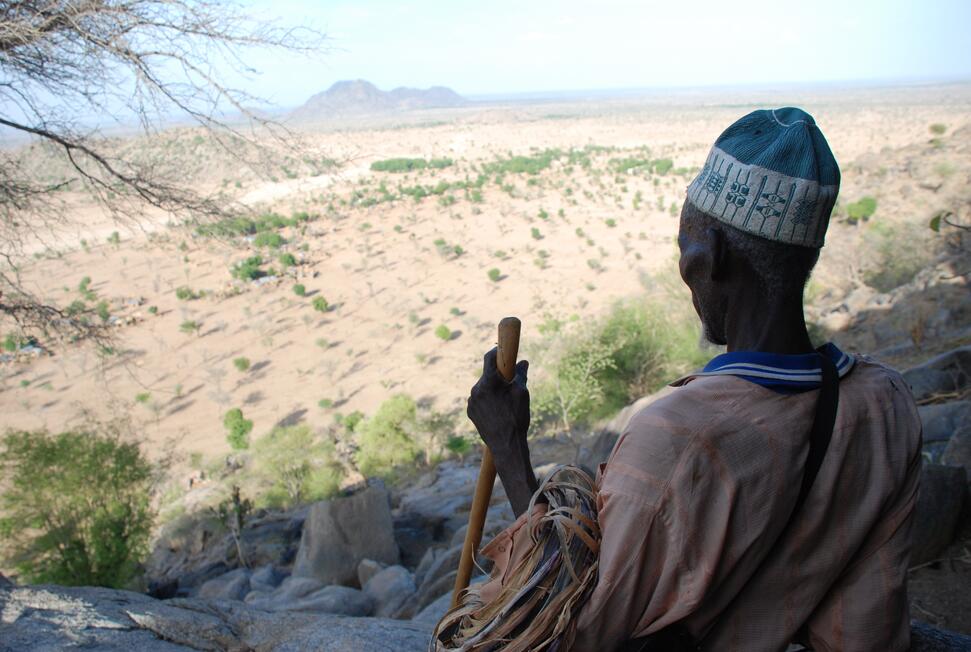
[{"xmin": 239, "ymin": 0, "xmax": 971, "ymax": 106}]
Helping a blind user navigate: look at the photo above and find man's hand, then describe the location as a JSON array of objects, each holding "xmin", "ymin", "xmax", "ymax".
[{"xmin": 467, "ymin": 347, "xmax": 539, "ymax": 517}]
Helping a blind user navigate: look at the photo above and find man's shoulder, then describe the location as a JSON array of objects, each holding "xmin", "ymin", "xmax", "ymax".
[
  {"xmin": 625, "ymin": 373, "xmax": 761, "ymax": 436},
  {"xmin": 604, "ymin": 377, "xmax": 751, "ymax": 469}
]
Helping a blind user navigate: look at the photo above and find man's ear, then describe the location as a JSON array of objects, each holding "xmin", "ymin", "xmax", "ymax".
[{"xmin": 706, "ymin": 226, "xmax": 729, "ymax": 281}]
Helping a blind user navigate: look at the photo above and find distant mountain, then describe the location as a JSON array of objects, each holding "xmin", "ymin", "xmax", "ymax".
[{"xmin": 290, "ymin": 80, "xmax": 466, "ymax": 121}]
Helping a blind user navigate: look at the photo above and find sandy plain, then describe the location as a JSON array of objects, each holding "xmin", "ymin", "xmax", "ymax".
[{"xmin": 1, "ymin": 81, "xmax": 969, "ymax": 464}]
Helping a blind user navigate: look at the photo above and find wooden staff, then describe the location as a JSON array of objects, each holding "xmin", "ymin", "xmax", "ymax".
[{"xmin": 451, "ymin": 316, "xmax": 521, "ymax": 608}]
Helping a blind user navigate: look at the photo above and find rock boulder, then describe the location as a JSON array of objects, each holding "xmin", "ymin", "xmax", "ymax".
[
  {"xmin": 904, "ymin": 347, "xmax": 971, "ymax": 403},
  {"xmin": 912, "ymin": 464, "xmax": 968, "ymax": 565},
  {"xmin": 0, "ymin": 583, "xmax": 432, "ymax": 651},
  {"xmin": 292, "ymin": 484, "xmax": 399, "ymax": 586}
]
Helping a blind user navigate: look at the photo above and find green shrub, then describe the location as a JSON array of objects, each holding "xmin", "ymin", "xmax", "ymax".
[
  {"xmin": 179, "ymin": 320, "xmax": 201, "ymax": 335},
  {"xmin": 531, "ymin": 227, "xmax": 543, "ymax": 240},
  {"xmin": 3, "ymin": 333, "xmax": 17, "ymax": 351},
  {"xmin": 488, "ymin": 268, "xmax": 501, "ymax": 282},
  {"xmin": 929, "ymin": 123, "xmax": 947, "ymax": 135},
  {"xmin": 317, "ymin": 398, "xmax": 333, "ymax": 409},
  {"xmin": 293, "ymin": 284, "xmax": 306, "ymax": 296},
  {"xmin": 134, "ymin": 392, "xmax": 150, "ymax": 404},
  {"xmin": 0, "ymin": 428, "xmax": 154, "ymax": 587},
  {"xmin": 96, "ymin": 300, "xmax": 111, "ymax": 322},
  {"xmin": 175, "ymin": 286, "xmax": 197, "ymax": 300},
  {"xmin": 343, "ymin": 410, "xmax": 365, "ymax": 432},
  {"xmin": 253, "ymin": 232, "xmax": 284, "ymax": 249},
  {"xmin": 224, "ymin": 408, "xmax": 253, "ymax": 450},
  {"xmin": 107, "ymin": 231, "xmax": 121, "ymax": 245},
  {"xmin": 445, "ymin": 435, "xmax": 471, "ymax": 457},
  {"xmin": 862, "ymin": 222, "xmax": 931, "ymax": 293},
  {"xmin": 252, "ymin": 426, "xmax": 342, "ymax": 508},
  {"xmin": 435, "ymin": 325, "xmax": 452, "ymax": 341},
  {"xmin": 278, "ymin": 253, "xmax": 297, "ymax": 267},
  {"xmin": 370, "ymin": 158, "xmax": 452, "ymax": 173},
  {"xmin": 78, "ymin": 276, "xmax": 96, "ymax": 301},
  {"xmin": 530, "ymin": 299, "xmax": 706, "ymax": 436},
  {"xmin": 147, "ymin": 306, "xmax": 158, "ymax": 315},
  {"xmin": 231, "ymin": 256, "xmax": 268, "ymax": 281},
  {"xmin": 355, "ymin": 395, "xmax": 420, "ymax": 478},
  {"xmin": 845, "ymin": 196, "xmax": 877, "ymax": 224},
  {"xmin": 652, "ymin": 158, "xmax": 674, "ymax": 175},
  {"xmin": 312, "ymin": 296, "xmax": 329, "ymax": 312},
  {"xmin": 605, "ymin": 218, "xmax": 617, "ymax": 228},
  {"xmin": 233, "ymin": 357, "xmax": 250, "ymax": 372},
  {"xmin": 483, "ymin": 150, "xmax": 561, "ymax": 175}
]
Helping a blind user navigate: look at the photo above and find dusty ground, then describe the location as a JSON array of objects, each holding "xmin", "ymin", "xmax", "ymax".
[{"xmin": 2, "ymin": 83, "xmax": 970, "ymax": 461}]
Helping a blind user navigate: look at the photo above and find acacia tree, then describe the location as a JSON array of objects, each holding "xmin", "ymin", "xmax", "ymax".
[{"xmin": 0, "ymin": 1, "xmax": 326, "ymax": 342}]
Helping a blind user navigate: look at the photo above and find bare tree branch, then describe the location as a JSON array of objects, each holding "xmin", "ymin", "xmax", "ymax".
[{"xmin": 0, "ymin": 0, "xmax": 329, "ymax": 344}]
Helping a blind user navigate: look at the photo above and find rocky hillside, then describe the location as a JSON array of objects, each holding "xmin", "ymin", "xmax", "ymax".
[
  {"xmin": 1, "ymin": 344, "xmax": 970, "ymax": 648},
  {"xmin": 289, "ymin": 80, "xmax": 466, "ymax": 121}
]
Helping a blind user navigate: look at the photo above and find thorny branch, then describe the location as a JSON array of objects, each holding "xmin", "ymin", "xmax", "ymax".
[{"xmin": 0, "ymin": 0, "xmax": 328, "ymax": 344}]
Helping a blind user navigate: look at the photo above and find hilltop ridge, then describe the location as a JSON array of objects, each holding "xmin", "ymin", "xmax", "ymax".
[{"xmin": 290, "ymin": 80, "xmax": 466, "ymax": 121}]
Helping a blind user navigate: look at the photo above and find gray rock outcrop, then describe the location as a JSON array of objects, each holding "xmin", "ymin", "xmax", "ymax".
[
  {"xmin": 196, "ymin": 567, "xmax": 250, "ymax": 601},
  {"xmin": 292, "ymin": 483, "xmax": 399, "ymax": 586},
  {"xmin": 912, "ymin": 464, "xmax": 968, "ymax": 565},
  {"xmin": 364, "ymin": 565, "xmax": 416, "ymax": 618},
  {"xmin": 904, "ymin": 346, "xmax": 971, "ymax": 402},
  {"xmin": 920, "ymin": 401, "xmax": 971, "ymax": 444},
  {"xmin": 0, "ymin": 583, "xmax": 432, "ymax": 651}
]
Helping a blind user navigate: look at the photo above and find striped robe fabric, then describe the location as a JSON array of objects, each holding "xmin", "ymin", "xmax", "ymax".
[{"xmin": 479, "ymin": 353, "xmax": 922, "ymax": 652}]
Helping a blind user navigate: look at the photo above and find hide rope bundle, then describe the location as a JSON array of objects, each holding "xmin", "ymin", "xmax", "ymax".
[{"xmin": 432, "ymin": 465, "xmax": 600, "ymax": 652}]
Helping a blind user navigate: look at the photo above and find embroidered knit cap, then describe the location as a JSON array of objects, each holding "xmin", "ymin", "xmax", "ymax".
[{"xmin": 686, "ymin": 107, "xmax": 839, "ymax": 248}]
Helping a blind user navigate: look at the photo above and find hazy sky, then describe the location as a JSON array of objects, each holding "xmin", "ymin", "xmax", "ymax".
[{"xmin": 240, "ymin": 0, "xmax": 971, "ymax": 106}]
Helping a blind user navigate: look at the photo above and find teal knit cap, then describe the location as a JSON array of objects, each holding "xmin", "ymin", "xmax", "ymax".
[{"xmin": 686, "ymin": 107, "xmax": 840, "ymax": 248}]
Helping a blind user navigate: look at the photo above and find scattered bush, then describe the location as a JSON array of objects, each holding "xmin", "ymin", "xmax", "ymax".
[
  {"xmin": 179, "ymin": 320, "xmax": 201, "ymax": 335},
  {"xmin": 312, "ymin": 296, "xmax": 329, "ymax": 312},
  {"xmin": 355, "ymin": 394, "xmax": 420, "ymax": 478},
  {"xmin": 196, "ymin": 211, "xmax": 312, "ymax": 239},
  {"xmin": 445, "ymin": 435, "xmax": 471, "ymax": 458},
  {"xmin": 845, "ymin": 196, "xmax": 877, "ymax": 224},
  {"xmin": 223, "ymin": 408, "xmax": 253, "ymax": 450},
  {"xmin": 253, "ymin": 426, "xmax": 342, "ymax": 508},
  {"xmin": 370, "ymin": 158, "xmax": 453, "ymax": 173},
  {"xmin": 96, "ymin": 301, "xmax": 111, "ymax": 322},
  {"xmin": 530, "ymin": 299, "xmax": 706, "ymax": 442},
  {"xmin": 134, "ymin": 392, "xmax": 151, "ymax": 404},
  {"xmin": 175, "ymin": 286, "xmax": 197, "ymax": 300},
  {"xmin": 605, "ymin": 218, "xmax": 617, "ymax": 228},
  {"xmin": 233, "ymin": 357, "xmax": 251, "ymax": 372},
  {"xmin": 317, "ymin": 398, "xmax": 333, "ymax": 409},
  {"xmin": 531, "ymin": 227, "xmax": 543, "ymax": 240},
  {"xmin": 488, "ymin": 268, "xmax": 501, "ymax": 282},
  {"xmin": 929, "ymin": 123, "xmax": 947, "ymax": 135},
  {"xmin": 78, "ymin": 276, "xmax": 96, "ymax": 301},
  {"xmin": 861, "ymin": 222, "xmax": 931, "ymax": 293},
  {"xmin": 231, "ymin": 256, "xmax": 269, "ymax": 281},
  {"xmin": 435, "ymin": 324, "xmax": 452, "ymax": 341},
  {"xmin": 278, "ymin": 253, "xmax": 297, "ymax": 267},
  {"xmin": 484, "ymin": 149, "xmax": 560, "ymax": 175},
  {"xmin": 254, "ymin": 232, "xmax": 285, "ymax": 249},
  {"xmin": 293, "ymin": 284, "xmax": 306, "ymax": 296},
  {"xmin": 0, "ymin": 427, "xmax": 154, "ymax": 588}
]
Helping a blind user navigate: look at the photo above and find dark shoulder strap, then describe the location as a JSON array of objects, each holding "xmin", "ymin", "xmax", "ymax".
[
  {"xmin": 791, "ymin": 350, "xmax": 840, "ymax": 519},
  {"xmin": 621, "ymin": 350, "xmax": 841, "ymax": 652}
]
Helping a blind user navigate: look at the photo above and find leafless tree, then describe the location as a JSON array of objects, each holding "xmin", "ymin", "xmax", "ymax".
[{"xmin": 0, "ymin": 0, "xmax": 326, "ymax": 344}]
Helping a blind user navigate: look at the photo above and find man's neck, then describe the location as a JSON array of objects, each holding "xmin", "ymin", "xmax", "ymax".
[{"xmin": 724, "ymin": 291, "xmax": 815, "ymax": 355}]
